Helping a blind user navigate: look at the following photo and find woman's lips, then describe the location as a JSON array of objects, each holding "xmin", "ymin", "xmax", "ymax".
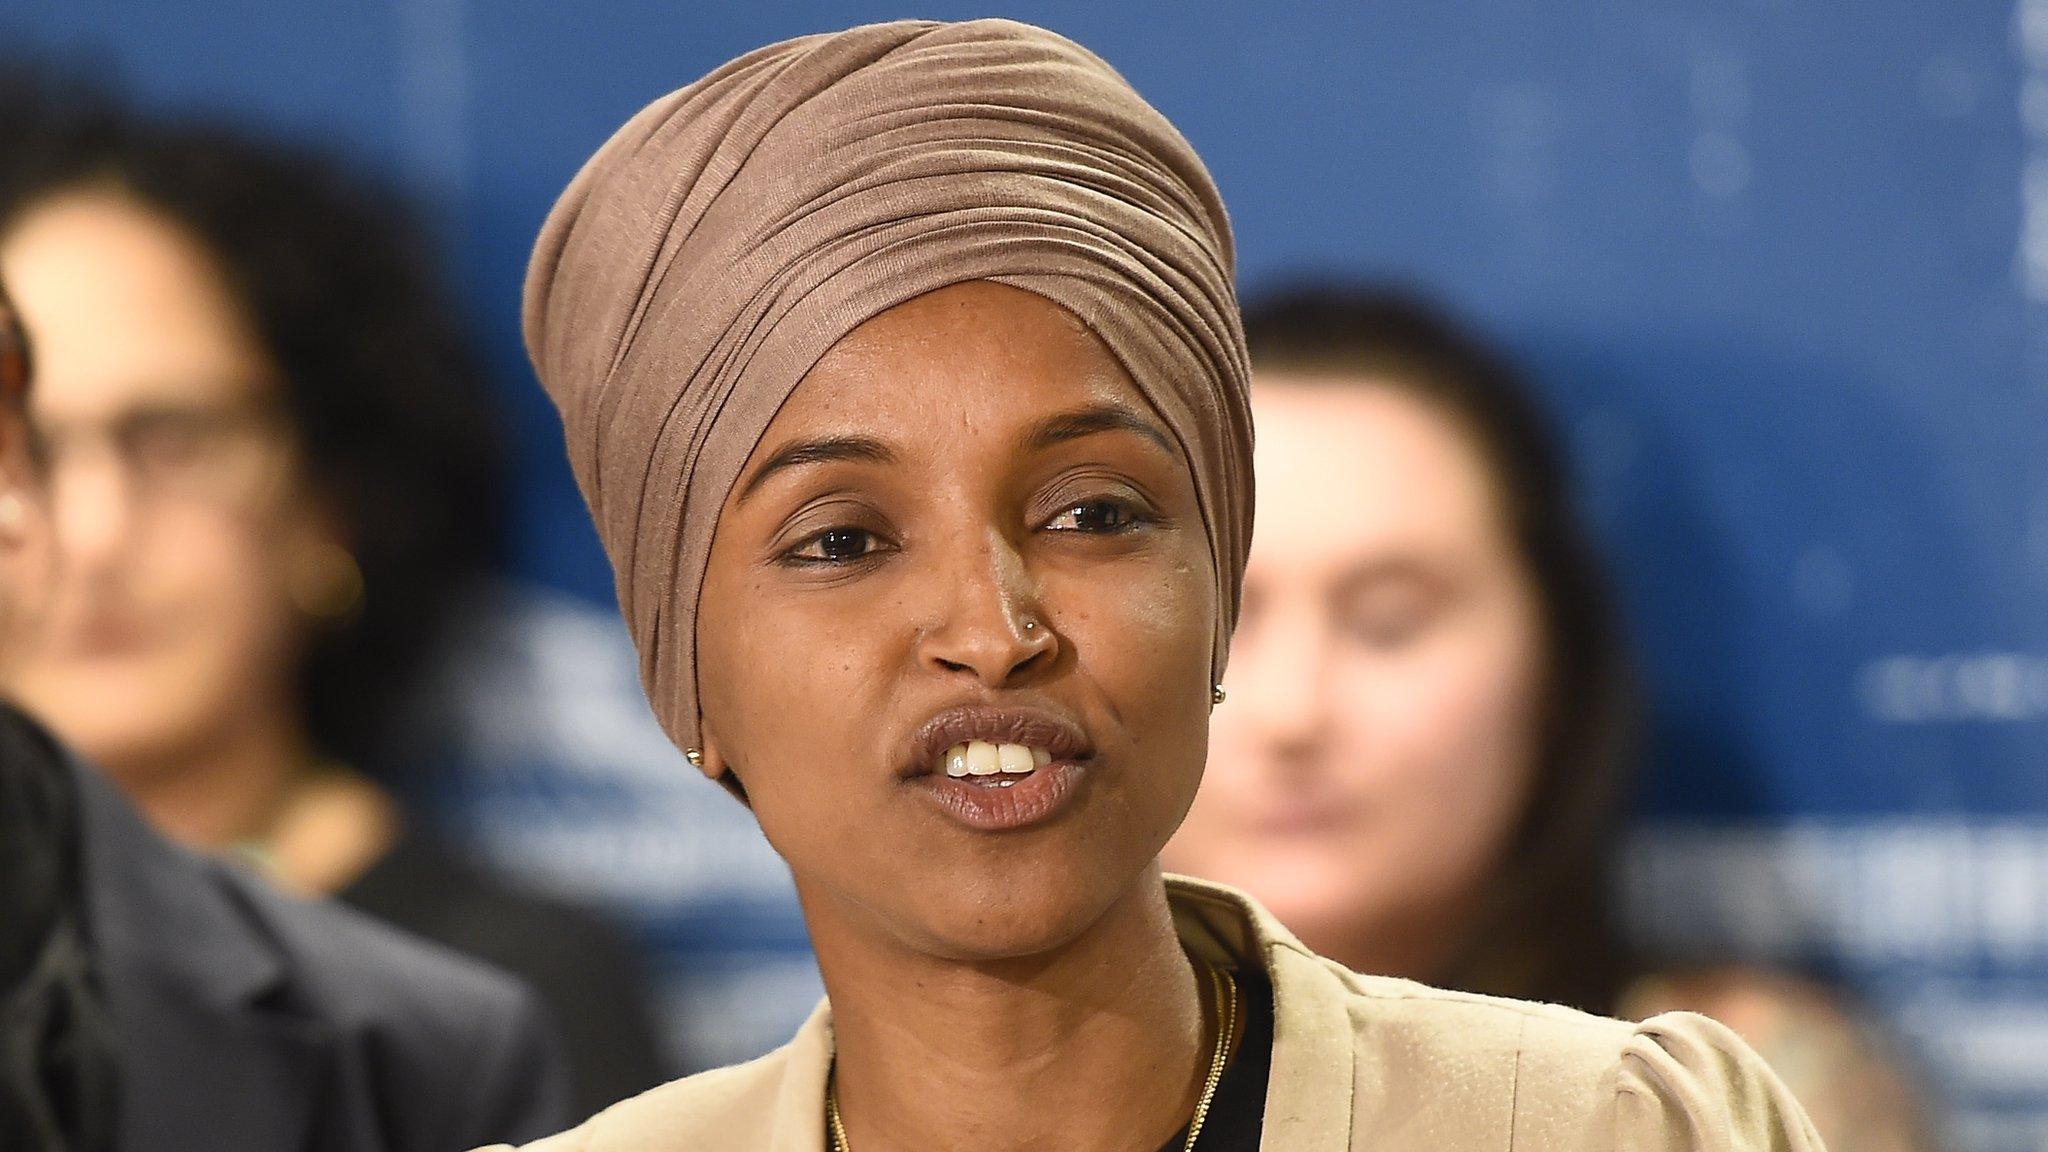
[
  {"xmin": 1245, "ymin": 794, "xmax": 1366, "ymax": 837},
  {"xmin": 909, "ymin": 759, "xmax": 1087, "ymax": 831},
  {"xmin": 898, "ymin": 703, "xmax": 1095, "ymax": 830},
  {"xmin": 60, "ymin": 612, "xmax": 158, "ymax": 659}
]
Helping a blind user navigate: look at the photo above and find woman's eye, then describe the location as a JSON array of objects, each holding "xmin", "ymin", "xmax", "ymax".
[
  {"xmin": 1348, "ymin": 616, "xmax": 1421, "ymax": 649},
  {"xmin": 1045, "ymin": 498, "xmax": 1148, "ymax": 534},
  {"xmin": 784, "ymin": 526, "xmax": 884, "ymax": 565},
  {"xmin": 127, "ymin": 419, "xmax": 213, "ymax": 468},
  {"xmin": 1339, "ymin": 604, "xmax": 1435, "ymax": 650}
]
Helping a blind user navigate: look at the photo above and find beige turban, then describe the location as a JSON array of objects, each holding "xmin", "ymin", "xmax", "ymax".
[{"xmin": 524, "ymin": 18, "xmax": 1252, "ymax": 756}]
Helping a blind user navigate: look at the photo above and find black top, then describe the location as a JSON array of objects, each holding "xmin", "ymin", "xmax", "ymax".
[
  {"xmin": 343, "ymin": 829, "xmax": 671, "ymax": 1116},
  {"xmin": 1161, "ymin": 967, "xmax": 1274, "ymax": 1152}
]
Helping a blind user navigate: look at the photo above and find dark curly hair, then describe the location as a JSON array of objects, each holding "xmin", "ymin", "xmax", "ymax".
[
  {"xmin": 0, "ymin": 64, "xmax": 506, "ymax": 779},
  {"xmin": 1242, "ymin": 286, "xmax": 1643, "ymax": 1014}
]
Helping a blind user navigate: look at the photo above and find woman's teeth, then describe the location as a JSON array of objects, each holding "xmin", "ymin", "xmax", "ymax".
[{"xmin": 942, "ymin": 740, "xmax": 1055, "ymax": 783}]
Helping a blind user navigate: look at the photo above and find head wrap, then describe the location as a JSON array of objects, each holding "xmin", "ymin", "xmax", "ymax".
[{"xmin": 525, "ymin": 18, "xmax": 1253, "ymax": 755}]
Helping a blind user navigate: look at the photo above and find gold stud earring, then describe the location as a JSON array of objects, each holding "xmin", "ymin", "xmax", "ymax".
[
  {"xmin": 684, "ymin": 748, "xmax": 704, "ymax": 767},
  {"xmin": 290, "ymin": 541, "xmax": 364, "ymax": 621},
  {"xmin": 1211, "ymin": 684, "xmax": 1227, "ymax": 705}
]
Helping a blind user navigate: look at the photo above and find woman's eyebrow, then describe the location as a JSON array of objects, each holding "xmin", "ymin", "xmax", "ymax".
[
  {"xmin": 1331, "ymin": 557, "xmax": 1447, "ymax": 598},
  {"xmin": 1023, "ymin": 403, "xmax": 1174, "ymax": 455},
  {"xmin": 735, "ymin": 434, "xmax": 896, "ymax": 505}
]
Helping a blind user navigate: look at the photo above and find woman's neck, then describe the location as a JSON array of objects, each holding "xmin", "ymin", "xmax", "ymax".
[
  {"xmin": 103, "ymin": 706, "xmax": 399, "ymax": 896},
  {"xmin": 812, "ymin": 864, "xmax": 1211, "ymax": 1152},
  {"xmin": 107, "ymin": 705, "xmax": 312, "ymax": 850},
  {"xmin": 1289, "ymin": 878, "xmax": 1495, "ymax": 988}
]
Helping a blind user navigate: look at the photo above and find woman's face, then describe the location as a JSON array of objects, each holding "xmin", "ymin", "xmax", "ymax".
[
  {"xmin": 1162, "ymin": 375, "xmax": 1545, "ymax": 973},
  {"xmin": 695, "ymin": 280, "xmax": 1218, "ymax": 961},
  {"xmin": 0, "ymin": 190, "xmax": 337, "ymax": 778}
]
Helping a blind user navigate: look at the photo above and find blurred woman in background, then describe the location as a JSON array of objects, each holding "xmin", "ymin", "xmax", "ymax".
[
  {"xmin": 1, "ymin": 271, "xmax": 573, "ymax": 1152},
  {"xmin": 1162, "ymin": 288, "xmax": 1938, "ymax": 1151},
  {"xmin": 0, "ymin": 74, "xmax": 667, "ymax": 1114}
]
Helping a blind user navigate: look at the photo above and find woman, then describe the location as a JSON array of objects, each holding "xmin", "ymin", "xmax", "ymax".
[
  {"xmin": 495, "ymin": 18, "xmax": 1821, "ymax": 1151},
  {"xmin": 0, "ymin": 78, "xmax": 666, "ymax": 1113},
  {"xmin": 2, "ymin": 272, "xmax": 579, "ymax": 1151},
  {"xmin": 1, "ymin": 274, "xmax": 570, "ymax": 1152},
  {"xmin": 1162, "ymin": 289, "xmax": 1934, "ymax": 1149}
]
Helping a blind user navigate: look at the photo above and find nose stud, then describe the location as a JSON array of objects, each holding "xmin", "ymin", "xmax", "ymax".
[{"xmin": 684, "ymin": 749, "xmax": 703, "ymax": 767}]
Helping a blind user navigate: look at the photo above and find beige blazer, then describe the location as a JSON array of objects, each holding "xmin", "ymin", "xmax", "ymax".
[{"xmin": 480, "ymin": 875, "xmax": 1824, "ymax": 1151}]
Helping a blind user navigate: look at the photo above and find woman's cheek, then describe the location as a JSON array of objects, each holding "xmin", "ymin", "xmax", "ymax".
[
  {"xmin": 1067, "ymin": 555, "xmax": 1211, "ymax": 693},
  {"xmin": 727, "ymin": 596, "xmax": 876, "ymax": 742},
  {"xmin": 1082, "ymin": 557, "xmax": 1216, "ymax": 827},
  {"xmin": 1336, "ymin": 626, "xmax": 1536, "ymax": 847}
]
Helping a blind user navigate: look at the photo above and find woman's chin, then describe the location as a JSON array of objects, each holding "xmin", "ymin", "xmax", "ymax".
[
  {"xmin": 788, "ymin": 785, "xmax": 1182, "ymax": 964},
  {"xmin": 858, "ymin": 862, "xmax": 1145, "ymax": 964}
]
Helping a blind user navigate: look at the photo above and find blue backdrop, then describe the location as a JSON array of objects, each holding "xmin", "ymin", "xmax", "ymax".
[{"xmin": 5, "ymin": 2, "xmax": 2045, "ymax": 1148}]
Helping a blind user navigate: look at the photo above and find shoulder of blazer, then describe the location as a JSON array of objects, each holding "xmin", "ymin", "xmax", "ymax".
[{"xmin": 76, "ymin": 761, "xmax": 571, "ymax": 1149}]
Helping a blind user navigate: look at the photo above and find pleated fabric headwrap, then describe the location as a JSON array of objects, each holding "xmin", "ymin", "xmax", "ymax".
[{"xmin": 524, "ymin": 18, "xmax": 1253, "ymax": 757}]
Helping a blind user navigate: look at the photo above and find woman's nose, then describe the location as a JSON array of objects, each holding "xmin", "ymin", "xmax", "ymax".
[
  {"xmin": 917, "ymin": 527, "xmax": 1057, "ymax": 688},
  {"xmin": 1235, "ymin": 607, "xmax": 1331, "ymax": 753},
  {"xmin": 47, "ymin": 441, "xmax": 136, "ymax": 575}
]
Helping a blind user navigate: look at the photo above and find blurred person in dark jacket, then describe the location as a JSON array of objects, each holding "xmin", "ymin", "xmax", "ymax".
[
  {"xmin": 0, "ymin": 71, "xmax": 668, "ymax": 1115},
  {"xmin": 1, "ymin": 274, "xmax": 571, "ymax": 1152},
  {"xmin": 1161, "ymin": 288, "xmax": 1941, "ymax": 1152},
  {"xmin": 0, "ymin": 265, "xmax": 114, "ymax": 1152}
]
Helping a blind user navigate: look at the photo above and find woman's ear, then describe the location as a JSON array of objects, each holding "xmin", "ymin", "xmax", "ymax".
[
  {"xmin": 0, "ymin": 486, "xmax": 29, "ymax": 550},
  {"xmin": 692, "ymin": 737, "xmax": 752, "ymax": 806},
  {"xmin": 0, "ymin": 417, "xmax": 55, "ymax": 665},
  {"xmin": 281, "ymin": 499, "xmax": 364, "ymax": 624},
  {"xmin": 0, "ymin": 406, "xmax": 37, "ymax": 550}
]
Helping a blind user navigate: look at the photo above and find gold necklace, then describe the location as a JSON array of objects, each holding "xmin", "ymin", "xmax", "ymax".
[{"xmin": 825, "ymin": 962, "xmax": 1239, "ymax": 1152}]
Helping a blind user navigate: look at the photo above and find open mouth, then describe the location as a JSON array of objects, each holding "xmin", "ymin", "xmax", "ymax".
[{"xmin": 905, "ymin": 706, "xmax": 1093, "ymax": 829}]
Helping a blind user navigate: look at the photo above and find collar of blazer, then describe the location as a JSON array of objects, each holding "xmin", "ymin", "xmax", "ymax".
[
  {"xmin": 763, "ymin": 877, "xmax": 1360, "ymax": 1152},
  {"xmin": 75, "ymin": 760, "xmax": 345, "ymax": 1151}
]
